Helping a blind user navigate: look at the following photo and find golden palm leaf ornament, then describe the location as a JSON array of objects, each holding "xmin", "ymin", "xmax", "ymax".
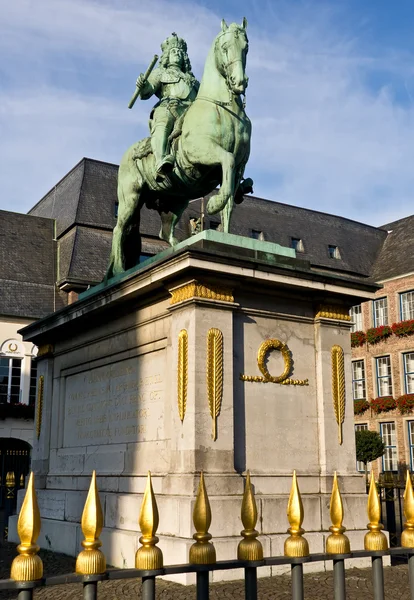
[
  {"xmin": 207, "ymin": 328, "xmax": 224, "ymax": 441},
  {"xmin": 331, "ymin": 345, "xmax": 345, "ymax": 444},
  {"xmin": 177, "ymin": 329, "xmax": 188, "ymax": 422}
]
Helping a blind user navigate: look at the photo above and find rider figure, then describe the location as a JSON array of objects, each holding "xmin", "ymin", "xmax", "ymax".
[{"xmin": 137, "ymin": 33, "xmax": 199, "ymax": 180}]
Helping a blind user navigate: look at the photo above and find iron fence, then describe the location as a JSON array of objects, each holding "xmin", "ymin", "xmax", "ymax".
[{"xmin": 3, "ymin": 469, "xmax": 414, "ymax": 600}]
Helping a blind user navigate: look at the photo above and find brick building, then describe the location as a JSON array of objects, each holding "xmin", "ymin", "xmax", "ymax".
[{"xmin": 352, "ymin": 215, "xmax": 414, "ymax": 477}]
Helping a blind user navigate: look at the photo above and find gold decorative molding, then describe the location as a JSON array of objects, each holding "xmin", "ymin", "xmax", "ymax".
[
  {"xmin": 238, "ymin": 471, "xmax": 263, "ymax": 560},
  {"xmin": 331, "ymin": 345, "xmax": 345, "ymax": 445},
  {"xmin": 207, "ymin": 328, "xmax": 224, "ymax": 441},
  {"xmin": 75, "ymin": 471, "xmax": 106, "ymax": 575},
  {"xmin": 10, "ymin": 472, "xmax": 43, "ymax": 582},
  {"xmin": 37, "ymin": 344, "xmax": 54, "ymax": 358},
  {"xmin": 170, "ymin": 280, "xmax": 234, "ymax": 305},
  {"xmin": 402, "ymin": 470, "xmax": 414, "ymax": 548},
  {"xmin": 177, "ymin": 330, "xmax": 188, "ymax": 423},
  {"xmin": 36, "ymin": 375, "xmax": 44, "ymax": 440},
  {"xmin": 326, "ymin": 472, "xmax": 350, "ymax": 554},
  {"xmin": 240, "ymin": 339, "xmax": 309, "ymax": 386},
  {"xmin": 364, "ymin": 471, "xmax": 388, "ymax": 551},
  {"xmin": 189, "ymin": 472, "xmax": 216, "ymax": 564},
  {"xmin": 136, "ymin": 472, "xmax": 163, "ymax": 570},
  {"xmin": 284, "ymin": 471, "xmax": 309, "ymax": 557},
  {"xmin": 315, "ymin": 305, "xmax": 351, "ymax": 321}
]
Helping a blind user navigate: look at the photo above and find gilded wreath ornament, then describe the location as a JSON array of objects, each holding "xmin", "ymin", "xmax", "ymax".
[{"xmin": 240, "ymin": 338, "xmax": 308, "ymax": 386}]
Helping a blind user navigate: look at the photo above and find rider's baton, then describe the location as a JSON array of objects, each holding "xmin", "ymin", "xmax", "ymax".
[{"xmin": 128, "ymin": 54, "xmax": 159, "ymax": 109}]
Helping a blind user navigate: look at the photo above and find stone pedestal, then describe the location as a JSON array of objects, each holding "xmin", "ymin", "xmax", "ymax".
[{"xmin": 10, "ymin": 231, "xmax": 380, "ymax": 581}]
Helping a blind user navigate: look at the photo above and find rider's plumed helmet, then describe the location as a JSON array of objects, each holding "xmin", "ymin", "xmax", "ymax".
[
  {"xmin": 159, "ymin": 33, "xmax": 194, "ymax": 75},
  {"xmin": 161, "ymin": 32, "xmax": 188, "ymax": 54}
]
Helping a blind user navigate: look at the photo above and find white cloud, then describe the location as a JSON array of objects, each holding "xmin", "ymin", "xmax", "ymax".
[{"xmin": 1, "ymin": 0, "xmax": 414, "ymax": 226}]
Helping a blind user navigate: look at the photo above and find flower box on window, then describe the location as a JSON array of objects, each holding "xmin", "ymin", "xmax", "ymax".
[
  {"xmin": 391, "ymin": 320, "xmax": 414, "ymax": 337},
  {"xmin": 351, "ymin": 331, "xmax": 366, "ymax": 348},
  {"xmin": 396, "ymin": 394, "xmax": 414, "ymax": 415},
  {"xmin": 370, "ymin": 396, "xmax": 396, "ymax": 414},
  {"xmin": 354, "ymin": 399, "xmax": 370, "ymax": 415},
  {"xmin": 366, "ymin": 325, "xmax": 392, "ymax": 345}
]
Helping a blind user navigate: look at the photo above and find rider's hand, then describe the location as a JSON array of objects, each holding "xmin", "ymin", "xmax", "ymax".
[{"xmin": 136, "ymin": 74, "xmax": 145, "ymax": 88}]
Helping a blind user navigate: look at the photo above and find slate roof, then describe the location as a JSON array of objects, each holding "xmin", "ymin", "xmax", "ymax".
[
  {"xmin": 3, "ymin": 156, "xmax": 411, "ymax": 319},
  {"xmin": 0, "ymin": 210, "xmax": 63, "ymax": 318},
  {"xmin": 29, "ymin": 159, "xmax": 169, "ymax": 285},
  {"xmin": 29, "ymin": 158, "xmax": 117, "ymax": 237},
  {"xmin": 371, "ymin": 215, "xmax": 414, "ymax": 281},
  {"xmin": 179, "ymin": 194, "xmax": 387, "ymax": 279}
]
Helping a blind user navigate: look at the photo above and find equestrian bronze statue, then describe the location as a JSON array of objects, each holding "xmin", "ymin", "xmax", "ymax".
[{"xmin": 107, "ymin": 18, "xmax": 253, "ymax": 278}]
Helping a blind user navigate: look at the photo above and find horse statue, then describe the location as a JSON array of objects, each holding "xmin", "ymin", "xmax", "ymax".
[{"xmin": 107, "ymin": 18, "xmax": 253, "ymax": 278}]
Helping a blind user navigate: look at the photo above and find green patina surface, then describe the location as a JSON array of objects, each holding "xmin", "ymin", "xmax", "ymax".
[
  {"xmin": 107, "ymin": 19, "xmax": 254, "ymax": 279},
  {"xmin": 80, "ymin": 231, "xmax": 296, "ymax": 301}
]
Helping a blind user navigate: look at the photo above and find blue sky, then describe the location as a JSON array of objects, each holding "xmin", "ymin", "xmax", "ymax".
[{"xmin": 2, "ymin": 0, "xmax": 414, "ymax": 226}]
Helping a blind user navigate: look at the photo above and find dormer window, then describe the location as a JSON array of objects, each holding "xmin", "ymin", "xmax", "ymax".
[
  {"xmin": 328, "ymin": 245, "xmax": 341, "ymax": 259},
  {"xmin": 251, "ymin": 229, "xmax": 264, "ymax": 241},
  {"xmin": 291, "ymin": 238, "xmax": 304, "ymax": 252}
]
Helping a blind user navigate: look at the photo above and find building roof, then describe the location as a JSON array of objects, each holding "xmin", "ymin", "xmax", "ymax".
[
  {"xmin": 0, "ymin": 210, "xmax": 63, "ymax": 318},
  {"xmin": 371, "ymin": 215, "xmax": 414, "ymax": 281},
  {"xmin": 2, "ymin": 156, "xmax": 411, "ymax": 319},
  {"xmin": 194, "ymin": 194, "xmax": 387, "ymax": 279}
]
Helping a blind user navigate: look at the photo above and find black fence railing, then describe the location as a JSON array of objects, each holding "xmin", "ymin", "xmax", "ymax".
[
  {"xmin": 5, "ymin": 469, "xmax": 414, "ymax": 600},
  {"xmin": 1, "ymin": 549, "xmax": 414, "ymax": 600}
]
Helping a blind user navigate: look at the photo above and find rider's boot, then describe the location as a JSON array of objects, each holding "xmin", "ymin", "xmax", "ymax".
[{"xmin": 151, "ymin": 124, "xmax": 174, "ymax": 181}]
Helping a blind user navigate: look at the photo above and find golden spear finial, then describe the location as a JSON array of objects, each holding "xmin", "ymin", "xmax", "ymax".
[
  {"xmin": 326, "ymin": 472, "xmax": 350, "ymax": 554},
  {"xmin": 10, "ymin": 472, "xmax": 43, "ymax": 581},
  {"xmin": 284, "ymin": 471, "xmax": 309, "ymax": 557},
  {"xmin": 238, "ymin": 471, "xmax": 263, "ymax": 560},
  {"xmin": 136, "ymin": 472, "xmax": 163, "ymax": 569},
  {"xmin": 189, "ymin": 472, "xmax": 216, "ymax": 564},
  {"xmin": 402, "ymin": 470, "xmax": 414, "ymax": 547},
  {"xmin": 75, "ymin": 471, "xmax": 106, "ymax": 575},
  {"xmin": 364, "ymin": 471, "xmax": 388, "ymax": 551}
]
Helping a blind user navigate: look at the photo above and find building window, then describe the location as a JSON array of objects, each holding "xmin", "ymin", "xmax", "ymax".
[
  {"xmin": 409, "ymin": 422, "xmax": 414, "ymax": 471},
  {"xmin": 380, "ymin": 422, "xmax": 397, "ymax": 472},
  {"xmin": 401, "ymin": 291, "xmax": 414, "ymax": 321},
  {"xmin": 373, "ymin": 297, "xmax": 388, "ymax": 326},
  {"xmin": 404, "ymin": 353, "xmax": 414, "ymax": 394},
  {"xmin": 0, "ymin": 357, "xmax": 22, "ymax": 404},
  {"xmin": 210, "ymin": 221, "xmax": 221, "ymax": 231},
  {"xmin": 376, "ymin": 356, "xmax": 392, "ymax": 397},
  {"xmin": 355, "ymin": 423, "xmax": 369, "ymax": 472},
  {"xmin": 251, "ymin": 229, "xmax": 264, "ymax": 241},
  {"xmin": 352, "ymin": 360, "xmax": 366, "ymax": 400},
  {"xmin": 28, "ymin": 359, "xmax": 37, "ymax": 406},
  {"xmin": 115, "ymin": 203, "xmax": 119, "ymax": 218},
  {"xmin": 328, "ymin": 245, "xmax": 341, "ymax": 259},
  {"xmin": 291, "ymin": 238, "xmax": 304, "ymax": 252},
  {"xmin": 350, "ymin": 305, "xmax": 363, "ymax": 332}
]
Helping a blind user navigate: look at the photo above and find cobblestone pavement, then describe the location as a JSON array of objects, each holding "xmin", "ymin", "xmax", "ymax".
[{"xmin": 0, "ymin": 541, "xmax": 410, "ymax": 599}]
